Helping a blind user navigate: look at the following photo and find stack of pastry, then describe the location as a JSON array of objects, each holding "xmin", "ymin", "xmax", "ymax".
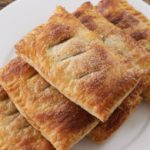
[{"xmin": 0, "ymin": 0, "xmax": 150, "ymax": 150}]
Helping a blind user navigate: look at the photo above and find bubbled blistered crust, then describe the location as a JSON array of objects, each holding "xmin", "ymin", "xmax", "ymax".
[
  {"xmin": 74, "ymin": 2, "xmax": 146, "ymax": 143},
  {"xmin": 0, "ymin": 86, "xmax": 54, "ymax": 150},
  {"xmin": 0, "ymin": 58, "xmax": 99, "ymax": 150},
  {"xmin": 97, "ymin": 0, "xmax": 150, "ymax": 102},
  {"xmin": 16, "ymin": 6, "xmax": 140, "ymax": 122}
]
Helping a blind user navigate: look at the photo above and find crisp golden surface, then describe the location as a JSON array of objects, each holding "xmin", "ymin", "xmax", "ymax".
[
  {"xmin": 0, "ymin": 87, "xmax": 54, "ymax": 150},
  {"xmin": 89, "ymin": 87, "xmax": 141, "ymax": 143},
  {"xmin": 74, "ymin": 2, "xmax": 145, "ymax": 142},
  {"xmin": 75, "ymin": 2, "xmax": 150, "ymax": 71},
  {"xmin": 0, "ymin": 57, "xmax": 141, "ymax": 147},
  {"xmin": 97, "ymin": 0, "xmax": 150, "ymax": 53},
  {"xmin": 97, "ymin": 0, "xmax": 150, "ymax": 101},
  {"xmin": 98, "ymin": 0, "xmax": 150, "ymax": 47},
  {"xmin": 75, "ymin": 2, "xmax": 150, "ymax": 93},
  {"xmin": 16, "ymin": 6, "xmax": 139, "ymax": 122},
  {"xmin": 0, "ymin": 58, "xmax": 99, "ymax": 150}
]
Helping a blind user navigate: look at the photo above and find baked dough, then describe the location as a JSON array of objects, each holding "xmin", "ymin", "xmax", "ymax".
[
  {"xmin": 75, "ymin": 2, "xmax": 150, "ymax": 91},
  {"xmin": 75, "ymin": 2, "xmax": 150, "ymax": 70},
  {"xmin": 0, "ymin": 87, "xmax": 54, "ymax": 150},
  {"xmin": 16, "ymin": 6, "xmax": 140, "ymax": 122},
  {"xmin": 74, "ymin": 2, "xmax": 145, "ymax": 142},
  {"xmin": 97, "ymin": 0, "xmax": 150, "ymax": 101},
  {"xmin": 0, "ymin": 58, "xmax": 99, "ymax": 150},
  {"xmin": 97, "ymin": 0, "xmax": 150, "ymax": 45},
  {"xmin": 0, "ymin": 58, "xmax": 142, "ymax": 146},
  {"xmin": 89, "ymin": 87, "xmax": 142, "ymax": 143}
]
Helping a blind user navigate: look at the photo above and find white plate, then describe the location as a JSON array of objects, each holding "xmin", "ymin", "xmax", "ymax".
[{"xmin": 0, "ymin": 0, "xmax": 150, "ymax": 150}]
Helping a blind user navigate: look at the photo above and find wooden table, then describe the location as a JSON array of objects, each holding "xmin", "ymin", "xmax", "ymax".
[
  {"xmin": 144, "ymin": 0, "xmax": 150, "ymax": 4},
  {"xmin": 0, "ymin": 0, "xmax": 150, "ymax": 10},
  {"xmin": 0, "ymin": 0, "xmax": 14, "ymax": 10}
]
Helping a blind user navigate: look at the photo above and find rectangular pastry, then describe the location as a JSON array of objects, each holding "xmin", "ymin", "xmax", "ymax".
[
  {"xmin": 74, "ymin": 2, "xmax": 150, "ymax": 73},
  {"xmin": 74, "ymin": 2, "xmax": 145, "ymax": 142},
  {"xmin": 97, "ymin": 0, "xmax": 150, "ymax": 101},
  {"xmin": 0, "ymin": 58, "xmax": 99, "ymax": 150},
  {"xmin": 97, "ymin": 0, "xmax": 150, "ymax": 46},
  {"xmin": 0, "ymin": 58, "xmax": 141, "ymax": 146},
  {"xmin": 16, "ymin": 6, "xmax": 140, "ymax": 122},
  {"xmin": 89, "ymin": 87, "xmax": 142, "ymax": 142},
  {"xmin": 75, "ymin": 2, "xmax": 150, "ymax": 90},
  {"xmin": 0, "ymin": 87, "xmax": 54, "ymax": 150}
]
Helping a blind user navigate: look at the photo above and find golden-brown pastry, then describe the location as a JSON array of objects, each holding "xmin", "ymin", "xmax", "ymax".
[
  {"xmin": 0, "ymin": 87, "xmax": 54, "ymax": 150},
  {"xmin": 16, "ymin": 6, "xmax": 140, "ymax": 122},
  {"xmin": 89, "ymin": 87, "xmax": 142, "ymax": 143},
  {"xmin": 0, "ymin": 58, "xmax": 99, "ymax": 150},
  {"xmin": 74, "ymin": 2, "xmax": 145, "ymax": 143},
  {"xmin": 0, "ymin": 58, "xmax": 142, "ymax": 149},
  {"xmin": 97, "ymin": 0, "xmax": 150, "ymax": 44},
  {"xmin": 97, "ymin": 0, "xmax": 150, "ymax": 102},
  {"xmin": 74, "ymin": 2, "xmax": 150, "ymax": 71},
  {"xmin": 75, "ymin": 2, "xmax": 150, "ymax": 89}
]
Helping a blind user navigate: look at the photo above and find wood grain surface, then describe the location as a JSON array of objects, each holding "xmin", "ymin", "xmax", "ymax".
[
  {"xmin": 144, "ymin": 0, "xmax": 150, "ymax": 4},
  {"xmin": 0, "ymin": 0, "xmax": 14, "ymax": 10}
]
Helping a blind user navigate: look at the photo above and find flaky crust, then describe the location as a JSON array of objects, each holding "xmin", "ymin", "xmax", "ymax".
[
  {"xmin": 89, "ymin": 86, "xmax": 142, "ymax": 143},
  {"xmin": 16, "ymin": 6, "xmax": 140, "ymax": 122},
  {"xmin": 0, "ymin": 86, "xmax": 54, "ymax": 150},
  {"xmin": 0, "ymin": 58, "xmax": 99, "ymax": 150},
  {"xmin": 97, "ymin": 0, "xmax": 150, "ymax": 35},
  {"xmin": 74, "ymin": 2, "xmax": 150, "ymax": 71},
  {"xmin": 74, "ymin": 2, "xmax": 145, "ymax": 143},
  {"xmin": 97, "ymin": 0, "xmax": 150, "ymax": 102}
]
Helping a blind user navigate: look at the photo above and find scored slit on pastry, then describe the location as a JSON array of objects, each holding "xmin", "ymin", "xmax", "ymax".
[
  {"xmin": 0, "ymin": 58, "xmax": 99, "ymax": 150},
  {"xmin": 74, "ymin": 2, "xmax": 148, "ymax": 142},
  {"xmin": 0, "ymin": 87, "xmax": 54, "ymax": 150},
  {"xmin": 97, "ymin": 0, "xmax": 150, "ymax": 44},
  {"xmin": 0, "ymin": 5, "xmax": 144, "ymax": 147},
  {"xmin": 97, "ymin": 0, "xmax": 150, "ymax": 102},
  {"xmin": 16, "ymin": 6, "xmax": 140, "ymax": 122},
  {"xmin": 75, "ymin": 2, "xmax": 150, "ymax": 94},
  {"xmin": 0, "ymin": 57, "xmax": 143, "ymax": 148}
]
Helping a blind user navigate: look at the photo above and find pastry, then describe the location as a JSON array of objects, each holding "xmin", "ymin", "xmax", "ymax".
[
  {"xmin": 75, "ymin": 2, "xmax": 150, "ymax": 71},
  {"xmin": 97, "ymin": 0, "xmax": 150, "ymax": 101},
  {"xmin": 16, "ymin": 6, "xmax": 140, "ymax": 122},
  {"xmin": 75, "ymin": 2, "xmax": 150, "ymax": 90},
  {"xmin": 74, "ymin": 2, "xmax": 145, "ymax": 142},
  {"xmin": 97, "ymin": 0, "xmax": 150, "ymax": 45},
  {"xmin": 0, "ymin": 57, "xmax": 141, "ymax": 147},
  {"xmin": 0, "ymin": 58, "xmax": 99, "ymax": 150},
  {"xmin": 89, "ymin": 87, "xmax": 142, "ymax": 142},
  {"xmin": 0, "ymin": 86, "xmax": 54, "ymax": 150}
]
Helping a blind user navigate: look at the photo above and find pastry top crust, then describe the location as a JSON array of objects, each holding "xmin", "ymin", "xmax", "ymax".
[
  {"xmin": 74, "ymin": 2, "xmax": 144, "ymax": 142},
  {"xmin": 89, "ymin": 84, "xmax": 142, "ymax": 143},
  {"xmin": 74, "ymin": 2, "xmax": 117, "ymax": 38},
  {"xmin": 0, "ymin": 58, "xmax": 99, "ymax": 150},
  {"xmin": 74, "ymin": 2, "xmax": 150, "ymax": 70},
  {"xmin": 0, "ymin": 86, "xmax": 54, "ymax": 150},
  {"xmin": 97, "ymin": 0, "xmax": 150, "ymax": 52},
  {"xmin": 16, "ymin": 6, "xmax": 140, "ymax": 122},
  {"xmin": 75, "ymin": 2, "xmax": 150, "ymax": 91},
  {"xmin": 97, "ymin": 0, "xmax": 150, "ymax": 101}
]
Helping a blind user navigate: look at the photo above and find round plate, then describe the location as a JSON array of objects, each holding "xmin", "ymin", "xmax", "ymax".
[{"xmin": 0, "ymin": 0, "xmax": 150, "ymax": 150}]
